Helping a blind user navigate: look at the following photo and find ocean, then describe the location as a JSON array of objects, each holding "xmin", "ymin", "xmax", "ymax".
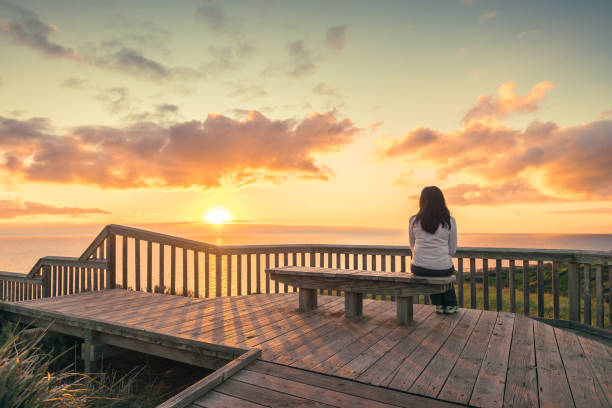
[{"xmin": 1, "ymin": 223, "xmax": 610, "ymax": 274}]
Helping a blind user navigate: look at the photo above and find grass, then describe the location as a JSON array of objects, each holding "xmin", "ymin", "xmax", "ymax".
[{"xmin": 0, "ymin": 322, "xmax": 168, "ymax": 407}]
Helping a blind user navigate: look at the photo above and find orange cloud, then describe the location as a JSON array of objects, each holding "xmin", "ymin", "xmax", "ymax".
[
  {"xmin": 0, "ymin": 200, "xmax": 109, "ymax": 219},
  {"xmin": 0, "ymin": 111, "xmax": 358, "ymax": 189},
  {"xmin": 462, "ymin": 81, "xmax": 554, "ymax": 123}
]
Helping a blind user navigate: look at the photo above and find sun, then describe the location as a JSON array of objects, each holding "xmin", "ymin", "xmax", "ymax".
[{"xmin": 202, "ymin": 207, "xmax": 233, "ymax": 224}]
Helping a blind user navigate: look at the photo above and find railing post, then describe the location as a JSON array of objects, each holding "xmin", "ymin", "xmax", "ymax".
[
  {"xmin": 568, "ymin": 262, "xmax": 580, "ymax": 322},
  {"xmin": 216, "ymin": 253, "xmax": 222, "ymax": 297},
  {"xmin": 42, "ymin": 265, "xmax": 51, "ymax": 298},
  {"xmin": 106, "ymin": 233, "xmax": 116, "ymax": 289}
]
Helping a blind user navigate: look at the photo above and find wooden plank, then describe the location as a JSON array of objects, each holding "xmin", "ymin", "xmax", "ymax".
[
  {"xmin": 596, "ymin": 265, "xmax": 604, "ymax": 328},
  {"xmin": 309, "ymin": 318, "xmax": 402, "ymax": 375},
  {"xmin": 482, "ymin": 258, "xmax": 489, "ymax": 310},
  {"xmin": 122, "ymin": 236, "xmax": 128, "ymax": 289},
  {"xmin": 345, "ymin": 292, "xmax": 363, "ymax": 319},
  {"xmin": 523, "ymin": 260, "xmax": 530, "ymax": 316},
  {"xmin": 263, "ymin": 301, "xmax": 384, "ymax": 366},
  {"xmin": 233, "ymin": 369, "xmax": 402, "ymax": 408},
  {"xmin": 469, "ymin": 312, "xmax": 514, "ymax": 408},
  {"xmin": 124, "ymin": 294, "xmax": 289, "ymax": 331},
  {"xmin": 553, "ymin": 261, "xmax": 560, "ymax": 319},
  {"xmin": 396, "ymin": 296, "xmax": 413, "ymax": 325},
  {"xmin": 213, "ymin": 379, "xmax": 329, "ymax": 407},
  {"xmin": 135, "ymin": 238, "xmax": 141, "ymax": 292},
  {"xmin": 237, "ymin": 254, "xmax": 242, "ymax": 296},
  {"xmin": 388, "ymin": 309, "xmax": 469, "ymax": 392},
  {"xmin": 495, "ymin": 259, "xmax": 502, "ymax": 311},
  {"xmin": 265, "ymin": 253, "xmax": 271, "ymax": 294},
  {"xmin": 182, "ymin": 248, "xmax": 188, "ymax": 296},
  {"xmin": 509, "ymin": 260, "xmax": 516, "ymax": 313},
  {"xmin": 299, "ymin": 288, "xmax": 317, "ymax": 312},
  {"xmin": 238, "ymin": 297, "xmax": 346, "ymax": 350},
  {"xmin": 160, "ymin": 243, "xmax": 165, "ymax": 293},
  {"xmin": 555, "ymin": 328, "xmax": 608, "ymax": 408},
  {"xmin": 568, "ymin": 262, "xmax": 580, "ymax": 322},
  {"xmin": 336, "ymin": 308, "xmax": 438, "ymax": 382},
  {"xmin": 193, "ymin": 251, "xmax": 199, "ymax": 298},
  {"xmin": 533, "ymin": 319, "xmax": 574, "ymax": 408},
  {"xmin": 256, "ymin": 253, "xmax": 261, "ymax": 294},
  {"xmin": 584, "ymin": 263, "xmax": 591, "ymax": 325},
  {"xmin": 171, "ymin": 245, "xmax": 176, "ymax": 295},
  {"xmin": 503, "ymin": 314, "xmax": 538, "ymax": 408},
  {"xmin": 192, "ymin": 390, "xmax": 265, "ymax": 408},
  {"xmin": 537, "ymin": 260, "xmax": 544, "ymax": 317},
  {"xmin": 247, "ymin": 360, "xmax": 459, "ymax": 408},
  {"xmin": 274, "ymin": 253, "xmax": 279, "ymax": 293},
  {"xmin": 408, "ymin": 308, "xmax": 482, "ymax": 398},
  {"xmin": 470, "ymin": 258, "xmax": 476, "ymax": 309},
  {"xmin": 247, "ymin": 254, "xmax": 252, "ymax": 295},
  {"xmin": 157, "ymin": 348, "xmax": 261, "ymax": 408},
  {"xmin": 457, "ymin": 258, "xmax": 463, "ymax": 307},
  {"xmin": 147, "ymin": 241, "xmax": 153, "ymax": 293},
  {"xmin": 205, "ymin": 252, "xmax": 210, "ymax": 298},
  {"xmin": 227, "ymin": 254, "xmax": 232, "ymax": 297},
  {"xmin": 577, "ymin": 335, "xmax": 612, "ymax": 406},
  {"xmin": 438, "ymin": 311, "xmax": 497, "ymax": 405}
]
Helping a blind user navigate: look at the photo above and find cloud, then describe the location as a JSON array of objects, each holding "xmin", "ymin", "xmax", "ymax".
[
  {"xmin": 0, "ymin": 199, "xmax": 109, "ymax": 219},
  {"xmin": 600, "ymin": 109, "xmax": 612, "ymax": 119},
  {"xmin": 325, "ymin": 25, "xmax": 346, "ymax": 52},
  {"xmin": 60, "ymin": 77, "xmax": 86, "ymax": 89},
  {"xmin": 546, "ymin": 208, "xmax": 612, "ymax": 214},
  {"xmin": 0, "ymin": 3, "xmax": 201, "ymax": 80},
  {"xmin": 96, "ymin": 87, "xmax": 133, "ymax": 114},
  {"xmin": 380, "ymin": 81, "xmax": 612, "ymax": 203},
  {"xmin": 479, "ymin": 10, "xmax": 499, "ymax": 22},
  {"xmin": 313, "ymin": 82, "xmax": 340, "ymax": 98},
  {"xmin": 381, "ymin": 117, "xmax": 612, "ymax": 201},
  {"xmin": 227, "ymin": 81, "xmax": 267, "ymax": 100},
  {"xmin": 442, "ymin": 180, "xmax": 560, "ymax": 205},
  {"xmin": 101, "ymin": 47, "xmax": 170, "ymax": 78},
  {"xmin": 206, "ymin": 43, "xmax": 254, "ymax": 76},
  {"xmin": 287, "ymin": 40, "xmax": 315, "ymax": 77},
  {"xmin": 0, "ymin": 1, "xmax": 81, "ymax": 59},
  {"xmin": 0, "ymin": 111, "xmax": 359, "ymax": 189},
  {"xmin": 195, "ymin": 0, "xmax": 229, "ymax": 32},
  {"xmin": 462, "ymin": 81, "xmax": 554, "ymax": 122}
]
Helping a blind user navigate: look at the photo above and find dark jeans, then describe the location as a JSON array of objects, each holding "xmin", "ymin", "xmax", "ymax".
[{"xmin": 411, "ymin": 264, "xmax": 458, "ymax": 307}]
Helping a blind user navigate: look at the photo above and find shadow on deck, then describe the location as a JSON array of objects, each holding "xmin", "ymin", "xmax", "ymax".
[{"xmin": 1, "ymin": 290, "xmax": 610, "ymax": 407}]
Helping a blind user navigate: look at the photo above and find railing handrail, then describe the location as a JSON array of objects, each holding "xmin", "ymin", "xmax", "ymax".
[
  {"xmin": 80, "ymin": 224, "xmax": 611, "ymax": 263},
  {"xmin": 26, "ymin": 257, "xmax": 109, "ymax": 278}
]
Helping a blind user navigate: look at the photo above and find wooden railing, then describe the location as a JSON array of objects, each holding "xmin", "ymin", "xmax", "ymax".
[{"xmin": 2, "ymin": 224, "xmax": 610, "ymax": 329}]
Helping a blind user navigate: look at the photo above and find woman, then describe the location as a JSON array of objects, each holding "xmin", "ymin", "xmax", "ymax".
[{"xmin": 409, "ymin": 186, "xmax": 458, "ymax": 314}]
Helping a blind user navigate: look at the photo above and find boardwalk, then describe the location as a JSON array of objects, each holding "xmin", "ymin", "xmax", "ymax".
[{"xmin": 2, "ymin": 289, "xmax": 611, "ymax": 407}]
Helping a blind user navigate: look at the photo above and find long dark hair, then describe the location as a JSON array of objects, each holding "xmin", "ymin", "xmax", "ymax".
[{"xmin": 414, "ymin": 186, "xmax": 451, "ymax": 234}]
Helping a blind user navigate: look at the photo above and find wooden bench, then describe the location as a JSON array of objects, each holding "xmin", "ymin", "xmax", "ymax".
[{"xmin": 266, "ymin": 266, "xmax": 455, "ymax": 325}]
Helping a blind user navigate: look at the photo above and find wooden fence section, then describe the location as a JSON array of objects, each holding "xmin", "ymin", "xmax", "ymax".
[{"xmin": 2, "ymin": 224, "xmax": 610, "ymax": 329}]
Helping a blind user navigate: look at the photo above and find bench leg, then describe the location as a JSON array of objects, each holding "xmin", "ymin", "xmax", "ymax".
[
  {"xmin": 345, "ymin": 292, "xmax": 363, "ymax": 320},
  {"xmin": 397, "ymin": 296, "xmax": 414, "ymax": 326},
  {"xmin": 299, "ymin": 288, "xmax": 317, "ymax": 312}
]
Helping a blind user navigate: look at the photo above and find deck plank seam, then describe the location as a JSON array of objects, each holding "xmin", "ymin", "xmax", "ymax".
[
  {"xmin": 552, "ymin": 323, "xmax": 578, "ymax": 408},
  {"xmin": 243, "ymin": 360, "xmax": 469, "ymax": 407},
  {"xmin": 434, "ymin": 309, "xmax": 485, "ymax": 400},
  {"xmin": 461, "ymin": 311, "xmax": 501, "ymax": 405}
]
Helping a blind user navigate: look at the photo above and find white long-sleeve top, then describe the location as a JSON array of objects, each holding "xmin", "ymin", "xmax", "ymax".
[{"xmin": 409, "ymin": 216, "xmax": 457, "ymax": 270}]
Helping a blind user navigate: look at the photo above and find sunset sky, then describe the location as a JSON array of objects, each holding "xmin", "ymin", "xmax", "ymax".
[{"xmin": 0, "ymin": 0, "xmax": 611, "ymax": 233}]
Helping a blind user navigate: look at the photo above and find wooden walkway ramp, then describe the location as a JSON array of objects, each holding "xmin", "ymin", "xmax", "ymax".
[{"xmin": 1, "ymin": 290, "xmax": 611, "ymax": 407}]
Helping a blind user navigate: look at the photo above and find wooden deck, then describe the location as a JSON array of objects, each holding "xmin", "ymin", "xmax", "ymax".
[{"xmin": 2, "ymin": 290, "xmax": 611, "ymax": 407}]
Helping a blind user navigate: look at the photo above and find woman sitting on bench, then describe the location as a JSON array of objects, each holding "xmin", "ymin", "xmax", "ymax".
[{"xmin": 409, "ymin": 186, "xmax": 458, "ymax": 314}]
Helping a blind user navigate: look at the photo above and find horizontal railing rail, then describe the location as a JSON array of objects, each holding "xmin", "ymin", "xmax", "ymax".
[{"xmin": 3, "ymin": 224, "xmax": 610, "ymax": 330}]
